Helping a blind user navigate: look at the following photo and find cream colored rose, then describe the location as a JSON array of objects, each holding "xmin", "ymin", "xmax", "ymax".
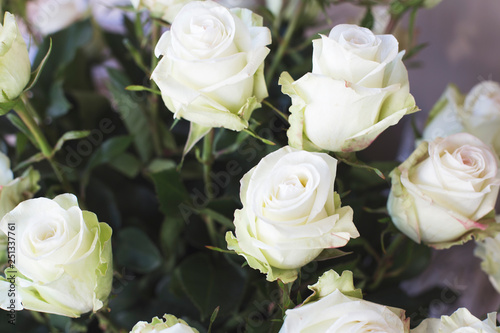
[
  {"xmin": 387, "ymin": 133, "xmax": 500, "ymax": 248},
  {"xmin": 0, "ymin": 194, "xmax": 113, "ymax": 317},
  {"xmin": 0, "ymin": 152, "xmax": 40, "ymax": 265},
  {"xmin": 280, "ymin": 270, "xmax": 409, "ymax": 333},
  {"xmin": 411, "ymin": 308, "xmax": 499, "ymax": 332},
  {"xmin": 474, "ymin": 227, "xmax": 500, "ymax": 294},
  {"xmin": 0, "ymin": 151, "xmax": 40, "ymax": 219},
  {"xmin": 130, "ymin": 314, "xmax": 199, "ymax": 333},
  {"xmin": 151, "ymin": 0, "xmax": 271, "ymax": 133},
  {"xmin": 422, "ymin": 81, "xmax": 500, "ymax": 158},
  {"xmin": 226, "ymin": 146, "xmax": 359, "ymax": 283},
  {"xmin": 281, "ymin": 24, "xmax": 417, "ymax": 152},
  {"xmin": 26, "ymin": 0, "xmax": 90, "ymax": 35},
  {"xmin": 130, "ymin": 0, "xmax": 194, "ymax": 22},
  {"xmin": 0, "ymin": 12, "xmax": 31, "ymax": 108}
]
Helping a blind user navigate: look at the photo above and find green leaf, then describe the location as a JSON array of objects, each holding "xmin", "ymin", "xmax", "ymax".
[
  {"xmin": 13, "ymin": 152, "xmax": 45, "ymax": 171},
  {"xmin": 160, "ymin": 216, "xmax": 185, "ymax": 262},
  {"xmin": 24, "ymin": 39, "xmax": 52, "ymax": 92},
  {"xmin": 0, "ymin": 95, "xmax": 20, "ymax": 115},
  {"xmin": 53, "ymin": 130, "xmax": 91, "ymax": 154},
  {"xmin": 81, "ymin": 135, "xmax": 134, "ymax": 190},
  {"xmin": 174, "ymin": 253, "xmax": 246, "ymax": 320},
  {"xmin": 243, "ymin": 128, "xmax": 276, "ymax": 146},
  {"xmin": 106, "ymin": 68, "xmax": 154, "ymax": 163},
  {"xmin": 208, "ymin": 306, "xmax": 219, "ymax": 333},
  {"xmin": 150, "ymin": 162, "xmax": 190, "ymax": 217},
  {"xmin": 86, "ymin": 135, "xmax": 133, "ymax": 170},
  {"xmin": 360, "ymin": 7, "xmax": 374, "ymax": 29},
  {"xmin": 314, "ymin": 248, "xmax": 353, "ymax": 261},
  {"xmin": 46, "ymin": 80, "xmax": 72, "ymax": 118},
  {"xmin": 198, "ymin": 208, "xmax": 234, "ymax": 228},
  {"xmin": 184, "ymin": 122, "xmax": 212, "ymax": 157},
  {"xmin": 107, "ymin": 152, "xmax": 141, "ymax": 178},
  {"xmin": 125, "ymin": 85, "xmax": 161, "ymax": 95},
  {"xmin": 32, "ymin": 20, "xmax": 93, "ymax": 87},
  {"xmin": 6, "ymin": 113, "xmax": 38, "ymax": 149},
  {"xmin": 123, "ymin": 39, "xmax": 149, "ymax": 74},
  {"xmin": 205, "ymin": 246, "xmax": 235, "ymax": 254},
  {"xmin": 115, "ymin": 227, "xmax": 162, "ymax": 273},
  {"xmin": 336, "ymin": 152, "xmax": 386, "ymax": 180}
]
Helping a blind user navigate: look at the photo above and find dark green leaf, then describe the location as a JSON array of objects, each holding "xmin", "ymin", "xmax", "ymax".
[
  {"xmin": 24, "ymin": 39, "xmax": 52, "ymax": 92},
  {"xmin": 116, "ymin": 227, "xmax": 162, "ymax": 273},
  {"xmin": 81, "ymin": 135, "xmax": 134, "ymax": 190},
  {"xmin": 6, "ymin": 113, "xmax": 39, "ymax": 149},
  {"xmin": 107, "ymin": 68, "xmax": 154, "ymax": 163},
  {"xmin": 108, "ymin": 152, "xmax": 141, "ymax": 178},
  {"xmin": 53, "ymin": 130, "xmax": 91, "ymax": 154},
  {"xmin": 174, "ymin": 253, "xmax": 246, "ymax": 320},
  {"xmin": 243, "ymin": 128, "xmax": 276, "ymax": 146},
  {"xmin": 315, "ymin": 248, "xmax": 353, "ymax": 261},
  {"xmin": 46, "ymin": 80, "xmax": 72, "ymax": 118},
  {"xmin": 150, "ymin": 164, "xmax": 190, "ymax": 217}
]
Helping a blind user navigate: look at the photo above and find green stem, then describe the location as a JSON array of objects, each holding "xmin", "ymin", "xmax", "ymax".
[
  {"xmin": 202, "ymin": 130, "xmax": 217, "ymax": 245},
  {"xmin": 262, "ymin": 100, "xmax": 288, "ymax": 122},
  {"xmin": 149, "ymin": 20, "xmax": 163, "ymax": 157},
  {"xmin": 14, "ymin": 98, "xmax": 71, "ymax": 191},
  {"xmin": 15, "ymin": 100, "xmax": 52, "ymax": 157},
  {"xmin": 265, "ymin": 0, "xmax": 305, "ymax": 87},
  {"xmin": 368, "ymin": 234, "xmax": 406, "ymax": 290}
]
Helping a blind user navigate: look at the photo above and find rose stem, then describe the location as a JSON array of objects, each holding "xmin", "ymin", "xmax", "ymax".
[
  {"xmin": 368, "ymin": 233, "xmax": 407, "ymax": 290},
  {"xmin": 202, "ymin": 129, "xmax": 218, "ymax": 246},
  {"xmin": 14, "ymin": 97, "xmax": 72, "ymax": 192},
  {"xmin": 148, "ymin": 19, "xmax": 163, "ymax": 157},
  {"xmin": 265, "ymin": 0, "xmax": 305, "ymax": 87}
]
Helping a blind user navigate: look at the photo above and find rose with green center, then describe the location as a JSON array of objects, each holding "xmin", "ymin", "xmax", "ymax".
[{"xmin": 0, "ymin": 194, "xmax": 113, "ymax": 317}]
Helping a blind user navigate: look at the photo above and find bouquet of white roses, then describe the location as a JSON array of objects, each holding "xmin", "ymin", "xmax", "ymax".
[{"xmin": 0, "ymin": 0, "xmax": 499, "ymax": 332}]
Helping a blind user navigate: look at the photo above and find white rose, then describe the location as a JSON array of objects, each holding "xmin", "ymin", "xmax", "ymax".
[
  {"xmin": 0, "ymin": 151, "xmax": 40, "ymax": 220},
  {"xmin": 0, "ymin": 152, "xmax": 39, "ymax": 266},
  {"xmin": 0, "ymin": 12, "xmax": 31, "ymax": 109},
  {"xmin": 130, "ymin": 314, "xmax": 199, "ymax": 333},
  {"xmin": 281, "ymin": 24, "xmax": 417, "ymax": 152},
  {"xmin": 412, "ymin": 308, "xmax": 499, "ymax": 333},
  {"xmin": 226, "ymin": 146, "xmax": 359, "ymax": 283},
  {"xmin": 474, "ymin": 228, "xmax": 500, "ymax": 293},
  {"xmin": 280, "ymin": 269, "xmax": 409, "ymax": 332},
  {"xmin": 151, "ymin": 1, "xmax": 271, "ymax": 134},
  {"xmin": 280, "ymin": 290, "xmax": 409, "ymax": 333},
  {"xmin": 26, "ymin": 0, "xmax": 90, "ymax": 36},
  {"xmin": 387, "ymin": 133, "xmax": 500, "ymax": 248},
  {"xmin": 130, "ymin": 0, "xmax": 194, "ymax": 22},
  {"xmin": 0, "ymin": 194, "xmax": 113, "ymax": 317},
  {"xmin": 422, "ymin": 81, "xmax": 500, "ymax": 158},
  {"xmin": 0, "ymin": 152, "xmax": 13, "ymax": 186}
]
